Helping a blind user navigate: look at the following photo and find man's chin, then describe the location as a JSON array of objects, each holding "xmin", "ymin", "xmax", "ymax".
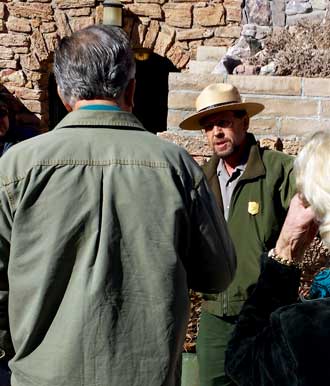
[{"xmin": 213, "ymin": 146, "xmax": 234, "ymax": 158}]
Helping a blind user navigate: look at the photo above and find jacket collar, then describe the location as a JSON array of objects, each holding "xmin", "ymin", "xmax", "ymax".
[
  {"xmin": 202, "ymin": 155, "xmax": 224, "ymax": 211},
  {"xmin": 54, "ymin": 109, "xmax": 146, "ymax": 132},
  {"xmin": 241, "ymin": 133, "xmax": 266, "ymax": 181}
]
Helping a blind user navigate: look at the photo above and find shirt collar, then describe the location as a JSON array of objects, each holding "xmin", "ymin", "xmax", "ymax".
[
  {"xmin": 217, "ymin": 157, "xmax": 248, "ymax": 177},
  {"xmin": 54, "ymin": 109, "xmax": 145, "ymax": 132},
  {"xmin": 78, "ymin": 104, "xmax": 121, "ymax": 111}
]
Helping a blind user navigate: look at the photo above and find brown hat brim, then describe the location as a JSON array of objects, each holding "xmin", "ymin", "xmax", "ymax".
[{"xmin": 179, "ymin": 102, "xmax": 265, "ymax": 131}]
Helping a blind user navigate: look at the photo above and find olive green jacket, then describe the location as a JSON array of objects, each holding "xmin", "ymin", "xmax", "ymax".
[
  {"xmin": 202, "ymin": 133, "xmax": 295, "ymax": 316},
  {"xmin": 0, "ymin": 109, "xmax": 236, "ymax": 386}
]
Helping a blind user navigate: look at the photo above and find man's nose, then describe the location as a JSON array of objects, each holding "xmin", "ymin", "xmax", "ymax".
[{"xmin": 213, "ymin": 126, "xmax": 224, "ymax": 136}]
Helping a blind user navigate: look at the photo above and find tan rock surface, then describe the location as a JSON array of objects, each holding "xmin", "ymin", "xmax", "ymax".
[
  {"xmin": 0, "ymin": 59, "xmax": 17, "ymax": 70},
  {"xmin": 166, "ymin": 44, "xmax": 190, "ymax": 68},
  {"xmin": 0, "ymin": 34, "xmax": 29, "ymax": 47},
  {"xmin": 20, "ymin": 54, "xmax": 40, "ymax": 71},
  {"xmin": 31, "ymin": 30, "xmax": 49, "ymax": 62},
  {"xmin": 127, "ymin": 4, "xmax": 162, "ymax": 19},
  {"xmin": 0, "ymin": 48, "xmax": 14, "ymax": 60},
  {"xmin": 142, "ymin": 20, "xmax": 160, "ymax": 49},
  {"xmin": 154, "ymin": 31, "xmax": 174, "ymax": 56},
  {"xmin": 177, "ymin": 28, "xmax": 213, "ymax": 41},
  {"xmin": 8, "ymin": 3, "xmax": 53, "ymax": 21},
  {"xmin": 7, "ymin": 17, "xmax": 31, "ymax": 33},
  {"xmin": 40, "ymin": 22, "xmax": 57, "ymax": 34},
  {"xmin": 68, "ymin": 8, "xmax": 91, "ymax": 17},
  {"xmin": 70, "ymin": 16, "xmax": 95, "ymax": 32},
  {"xmin": 43, "ymin": 33, "xmax": 58, "ymax": 53},
  {"xmin": 55, "ymin": 0, "xmax": 96, "ymax": 9},
  {"xmin": 54, "ymin": 10, "xmax": 72, "ymax": 38},
  {"xmin": 163, "ymin": 3, "xmax": 192, "ymax": 28},
  {"xmin": 194, "ymin": 4, "xmax": 226, "ymax": 27},
  {"xmin": 0, "ymin": 3, "xmax": 5, "ymax": 19}
]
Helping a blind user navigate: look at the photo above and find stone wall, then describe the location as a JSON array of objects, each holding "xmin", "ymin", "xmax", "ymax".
[
  {"xmin": 123, "ymin": 0, "xmax": 242, "ymax": 67},
  {"xmin": 168, "ymin": 73, "xmax": 330, "ymax": 139},
  {"xmin": 1, "ymin": 0, "xmax": 329, "ymax": 136},
  {"xmin": 0, "ymin": 0, "xmax": 104, "ymax": 132},
  {"xmin": 0, "ymin": 0, "xmax": 243, "ymax": 133},
  {"xmin": 243, "ymin": 0, "xmax": 329, "ymax": 27},
  {"xmin": 216, "ymin": 0, "xmax": 330, "ymax": 77}
]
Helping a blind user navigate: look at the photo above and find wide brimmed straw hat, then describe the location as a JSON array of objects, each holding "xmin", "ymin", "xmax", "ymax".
[{"xmin": 179, "ymin": 83, "xmax": 264, "ymax": 131}]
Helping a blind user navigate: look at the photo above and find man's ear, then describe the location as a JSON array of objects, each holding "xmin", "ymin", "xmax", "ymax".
[
  {"xmin": 243, "ymin": 115, "xmax": 249, "ymax": 131},
  {"xmin": 57, "ymin": 86, "xmax": 72, "ymax": 112},
  {"xmin": 123, "ymin": 78, "xmax": 136, "ymax": 112}
]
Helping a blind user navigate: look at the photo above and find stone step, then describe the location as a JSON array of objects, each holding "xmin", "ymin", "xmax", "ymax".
[
  {"xmin": 169, "ymin": 72, "xmax": 225, "ymax": 91},
  {"xmin": 168, "ymin": 72, "xmax": 302, "ymax": 95},
  {"xmin": 188, "ymin": 60, "xmax": 219, "ymax": 74},
  {"xmin": 196, "ymin": 46, "xmax": 227, "ymax": 62},
  {"xmin": 286, "ymin": 10, "xmax": 326, "ymax": 25}
]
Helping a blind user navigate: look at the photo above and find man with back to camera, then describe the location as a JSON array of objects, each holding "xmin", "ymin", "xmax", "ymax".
[
  {"xmin": 0, "ymin": 26, "xmax": 236, "ymax": 386},
  {"xmin": 179, "ymin": 83, "xmax": 296, "ymax": 386}
]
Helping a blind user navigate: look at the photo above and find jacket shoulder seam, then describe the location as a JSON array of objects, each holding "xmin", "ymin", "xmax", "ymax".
[{"xmin": 0, "ymin": 159, "xmax": 181, "ymax": 186}]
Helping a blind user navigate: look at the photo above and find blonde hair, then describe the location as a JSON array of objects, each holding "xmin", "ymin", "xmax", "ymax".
[{"xmin": 295, "ymin": 131, "xmax": 330, "ymax": 248}]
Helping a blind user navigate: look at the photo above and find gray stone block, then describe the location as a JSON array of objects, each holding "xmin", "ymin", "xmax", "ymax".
[
  {"xmin": 196, "ymin": 46, "xmax": 227, "ymax": 62},
  {"xmin": 286, "ymin": 9, "xmax": 326, "ymax": 24},
  {"xmin": 271, "ymin": 0, "xmax": 286, "ymax": 26},
  {"xmin": 188, "ymin": 60, "xmax": 219, "ymax": 74}
]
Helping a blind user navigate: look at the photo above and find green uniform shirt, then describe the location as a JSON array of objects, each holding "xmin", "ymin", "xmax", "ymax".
[
  {"xmin": 202, "ymin": 133, "xmax": 296, "ymax": 316},
  {"xmin": 0, "ymin": 109, "xmax": 236, "ymax": 386}
]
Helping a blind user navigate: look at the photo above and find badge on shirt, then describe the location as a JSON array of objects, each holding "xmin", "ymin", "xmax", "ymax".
[{"xmin": 248, "ymin": 201, "xmax": 259, "ymax": 215}]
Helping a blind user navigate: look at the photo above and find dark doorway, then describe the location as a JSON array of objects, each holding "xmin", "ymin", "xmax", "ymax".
[
  {"xmin": 48, "ymin": 73, "xmax": 67, "ymax": 130},
  {"xmin": 48, "ymin": 54, "xmax": 178, "ymax": 133},
  {"xmin": 133, "ymin": 53, "xmax": 178, "ymax": 134}
]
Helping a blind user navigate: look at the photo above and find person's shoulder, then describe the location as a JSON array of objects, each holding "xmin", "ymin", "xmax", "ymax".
[
  {"xmin": 201, "ymin": 154, "xmax": 219, "ymax": 177},
  {"xmin": 201, "ymin": 154, "xmax": 218, "ymax": 167},
  {"xmin": 147, "ymin": 133, "xmax": 197, "ymax": 163},
  {"xmin": 278, "ymin": 297, "xmax": 330, "ymax": 318},
  {"xmin": 259, "ymin": 146, "xmax": 294, "ymax": 169},
  {"xmin": 2, "ymin": 131, "xmax": 52, "ymax": 156},
  {"xmin": 273, "ymin": 297, "xmax": 330, "ymax": 354},
  {"xmin": 0, "ymin": 131, "xmax": 54, "ymax": 174},
  {"xmin": 144, "ymin": 133, "xmax": 204, "ymax": 181}
]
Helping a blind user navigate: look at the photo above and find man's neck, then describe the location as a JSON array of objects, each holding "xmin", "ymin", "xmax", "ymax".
[
  {"xmin": 222, "ymin": 143, "xmax": 249, "ymax": 176},
  {"xmin": 73, "ymin": 99, "xmax": 120, "ymax": 111}
]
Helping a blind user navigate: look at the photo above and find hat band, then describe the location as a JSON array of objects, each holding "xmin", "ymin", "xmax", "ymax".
[{"xmin": 198, "ymin": 100, "xmax": 241, "ymax": 113}]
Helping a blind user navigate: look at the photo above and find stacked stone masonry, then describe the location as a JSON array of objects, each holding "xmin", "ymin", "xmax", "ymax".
[
  {"xmin": 0, "ymin": 0, "xmax": 243, "ymax": 132},
  {"xmin": 168, "ymin": 73, "xmax": 330, "ymax": 139},
  {"xmin": 1, "ymin": 0, "xmax": 330, "ymax": 135},
  {"xmin": 123, "ymin": 0, "xmax": 242, "ymax": 66}
]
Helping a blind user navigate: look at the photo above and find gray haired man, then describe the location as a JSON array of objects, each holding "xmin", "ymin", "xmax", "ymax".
[{"xmin": 0, "ymin": 26, "xmax": 236, "ymax": 386}]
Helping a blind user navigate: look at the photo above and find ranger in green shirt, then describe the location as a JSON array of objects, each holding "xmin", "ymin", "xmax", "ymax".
[
  {"xmin": 179, "ymin": 83, "xmax": 295, "ymax": 386},
  {"xmin": 0, "ymin": 27, "xmax": 236, "ymax": 386}
]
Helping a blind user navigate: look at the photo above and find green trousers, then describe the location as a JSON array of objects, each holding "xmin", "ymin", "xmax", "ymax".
[{"xmin": 196, "ymin": 310, "xmax": 236, "ymax": 386}]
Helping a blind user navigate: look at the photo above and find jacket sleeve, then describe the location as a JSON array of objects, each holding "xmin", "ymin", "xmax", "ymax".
[
  {"xmin": 225, "ymin": 256, "xmax": 300, "ymax": 386},
  {"xmin": 0, "ymin": 186, "xmax": 14, "ymax": 362},
  {"xmin": 279, "ymin": 156, "xmax": 296, "ymax": 210},
  {"xmin": 185, "ymin": 175, "xmax": 236, "ymax": 293}
]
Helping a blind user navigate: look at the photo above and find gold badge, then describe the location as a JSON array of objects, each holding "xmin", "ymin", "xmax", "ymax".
[{"xmin": 248, "ymin": 201, "xmax": 259, "ymax": 215}]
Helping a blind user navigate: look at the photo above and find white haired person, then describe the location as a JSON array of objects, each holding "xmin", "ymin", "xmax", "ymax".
[{"xmin": 225, "ymin": 130, "xmax": 330, "ymax": 386}]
